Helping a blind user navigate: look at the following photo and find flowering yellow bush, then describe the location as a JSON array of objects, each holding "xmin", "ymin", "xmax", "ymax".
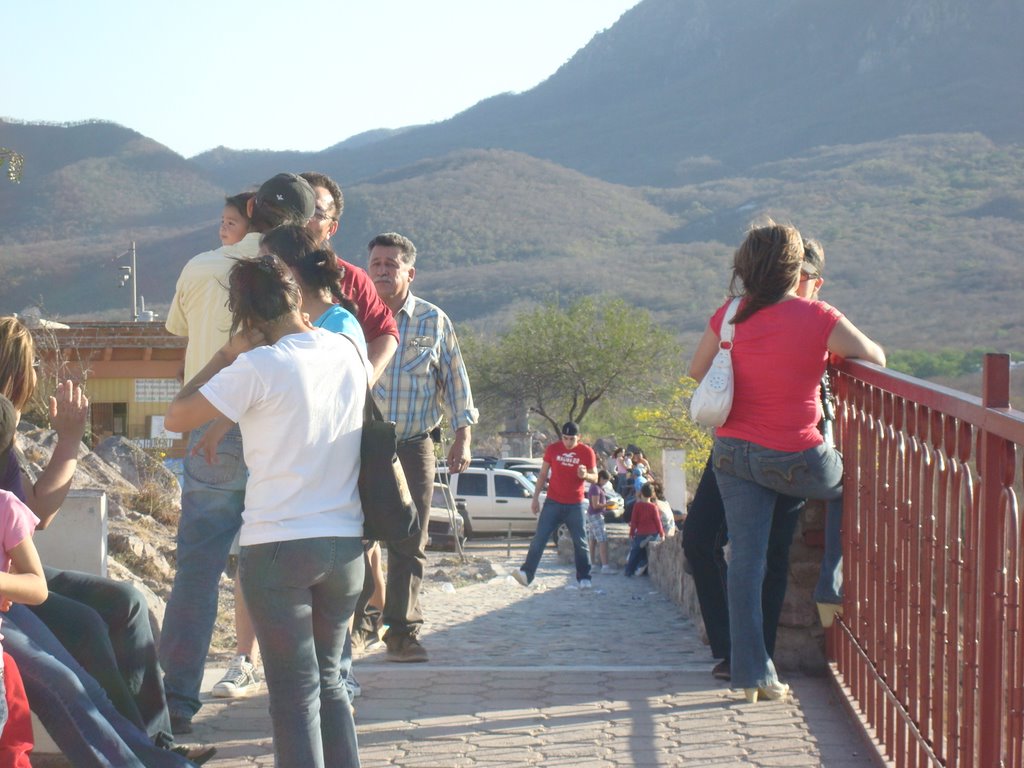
[{"xmin": 632, "ymin": 376, "xmax": 712, "ymax": 484}]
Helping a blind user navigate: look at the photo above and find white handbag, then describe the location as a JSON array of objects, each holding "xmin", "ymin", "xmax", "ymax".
[{"xmin": 690, "ymin": 298, "xmax": 741, "ymax": 428}]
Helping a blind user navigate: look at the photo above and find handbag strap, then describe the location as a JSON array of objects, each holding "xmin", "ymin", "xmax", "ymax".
[
  {"xmin": 332, "ymin": 330, "xmax": 386, "ymax": 425},
  {"xmin": 364, "ymin": 384, "xmax": 385, "ymax": 424},
  {"xmin": 719, "ymin": 298, "xmax": 741, "ymax": 347}
]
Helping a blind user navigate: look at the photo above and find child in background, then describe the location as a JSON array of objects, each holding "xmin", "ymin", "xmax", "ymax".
[
  {"xmin": 587, "ymin": 470, "xmax": 618, "ymax": 574},
  {"xmin": 632, "ymin": 464, "xmax": 647, "ymax": 497},
  {"xmin": 625, "ymin": 482, "xmax": 664, "ymax": 577},
  {"xmin": 0, "ymin": 394, "xmax": 51, "ymax": 737},
  {"xmin": 612, "ymin": 448, "xmax": 632, "ymax": 495},
  {"xmin": 219, "ymin": 192, "xmax": 253, "ymax": 247}
]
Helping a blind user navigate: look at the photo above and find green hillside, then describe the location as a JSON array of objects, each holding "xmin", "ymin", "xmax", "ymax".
[{"xmin": 1, "ymin": 134, "xmax": 1021, "ymax": 354}]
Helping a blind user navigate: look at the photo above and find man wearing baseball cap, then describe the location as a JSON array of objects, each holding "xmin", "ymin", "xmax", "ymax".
[
  {"xmin": 512, "ymin": 422, "xmax": 598, "ymax": 589},
  {"xmin": 162, "ymin": 172, "xmax": 315, "ymax": 734}
]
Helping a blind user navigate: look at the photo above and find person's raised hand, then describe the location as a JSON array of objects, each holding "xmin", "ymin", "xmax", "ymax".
[{"xmin": 49, "ymin": 379, "xmax": 89, "ymax": 446}]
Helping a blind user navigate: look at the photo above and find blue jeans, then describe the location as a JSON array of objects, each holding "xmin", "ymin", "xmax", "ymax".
[
  {"xmin": 815, "ymin": 497, "xmax": 844, "ymax": 604},
  {"xmin": 712, "ymin": 437, "xmax": 843, "ymax": 688},
  {"xmin": 240, "ymin": 536, "xmax": 364, "ymax": 768},
  {"xmin": 624, "ymin": 534, "xmax": 659, "ymax": 576},
  {"xmin": 3, "ymin": 605, "xmax": 189, "ymax": 768},
  {"xmin": 31, "ymin": 566, "xmax": 173, "ymax": 747},
  {"xmin": 682, "ymin": 458, "xmax": 803, "ymax": 660},
  {"xmin": 161, "ymin": 421, "xmax": 247, "ymax": 720},
  {"xmin": 521, "ymin": 499, "xmax": 591, "ymax": 583}
]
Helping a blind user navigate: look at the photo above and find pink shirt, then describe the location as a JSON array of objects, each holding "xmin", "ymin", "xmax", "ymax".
[
  {"xmin": 0, "ymin": 489, "xmax": 40, "ymax": 654},
  {"xmin": 709, "ymin": 296, "xmax": 842, "ymax": 452}
]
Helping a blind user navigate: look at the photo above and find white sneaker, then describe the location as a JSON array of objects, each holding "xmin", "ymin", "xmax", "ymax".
[
  {"xmin": 211, "ymin": 655, "xmax": 261, "ymax": 698},
  {"xmin": 344, "ymin": 671, "xmax": 362, "ymax": 699},
  {"xmin": 511, "ymin": 568, "xmax": 529, "ymax": 587},
  {"xmin": 579, "ymin": 579, "xmax": 593, "ymax": 590},
  {"xmin": 601, "ymin": 564, "xmax": 619, "ymax": 575}
]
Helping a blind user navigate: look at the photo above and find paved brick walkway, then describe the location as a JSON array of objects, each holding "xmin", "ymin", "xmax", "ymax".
[{"xmin": 181, "ymin": 540, "xmax": 883, "ymax": 767}]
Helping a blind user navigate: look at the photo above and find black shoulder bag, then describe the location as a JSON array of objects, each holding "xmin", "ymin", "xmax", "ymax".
[{"xmin": 358, "ymin": 386, "xmax": 421, "ymax": 542}]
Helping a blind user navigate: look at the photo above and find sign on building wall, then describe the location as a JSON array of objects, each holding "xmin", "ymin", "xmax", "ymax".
[{"xmin": 134, "ymin": 379, "xmax": 179, "ymax": 403}]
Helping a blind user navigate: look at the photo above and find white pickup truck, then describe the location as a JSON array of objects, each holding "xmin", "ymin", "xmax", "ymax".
[{"xmin": 441, "ymin": 466, "xmax": 542, "ymax": 535}]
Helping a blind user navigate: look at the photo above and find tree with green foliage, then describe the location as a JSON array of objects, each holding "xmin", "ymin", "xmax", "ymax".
[
  {"xmin": 1, "ymin": 148, "xmax": 24, "ymax": 182},
  {"xmin": 468, "ymin": 296, "xmax": 683, "ymax": 436}
]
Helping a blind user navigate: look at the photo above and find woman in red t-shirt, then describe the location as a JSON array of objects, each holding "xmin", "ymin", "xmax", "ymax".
[{"xmin": 689, "ymin": 221, "xmax": 885, "ymax": 703}]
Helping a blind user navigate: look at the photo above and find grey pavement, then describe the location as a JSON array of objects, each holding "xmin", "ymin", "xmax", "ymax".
[{"xmin": 181, "ymin": 539, "xmax": 884, "ymax": 767}]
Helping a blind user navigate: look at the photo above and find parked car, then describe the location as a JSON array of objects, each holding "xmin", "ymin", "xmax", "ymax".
[
  {"xmin": 495, "ymin": 458, "xmax": 542, "ymax": 483},
  {"xmin": 468, "ymin": 455, "xmax": 501, "ymax": 469},
  {"xmin": 467, "ymin": 456, "xmax": 543, "ymax": 483},
  {"xmin": 441, "ymin": 467, "xmax": 542, "ymax": 535},
  {"xmin": 426, "ymin": 482, "xmax": 467, "ymax": 551}
]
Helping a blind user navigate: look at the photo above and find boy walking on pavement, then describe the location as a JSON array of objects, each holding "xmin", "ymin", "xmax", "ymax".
[{"xmin": 513, "ymin": 422, "xmax": 598, "ymax": 588}]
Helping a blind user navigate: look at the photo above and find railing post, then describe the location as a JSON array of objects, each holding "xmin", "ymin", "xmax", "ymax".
[{"xmin": 978, "ymin": 353, "xmax": 1010, "ymax": 768}]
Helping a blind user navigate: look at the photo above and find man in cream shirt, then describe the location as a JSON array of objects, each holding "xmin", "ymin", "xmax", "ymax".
[{"xmin": 161, "ymin": 173, "xmax": 315, "ymax": 734}]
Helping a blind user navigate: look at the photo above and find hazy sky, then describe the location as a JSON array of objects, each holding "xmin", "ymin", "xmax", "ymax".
[{"xmin": 5, "ymin": 1, "xmax": 641, "ymax": 158}]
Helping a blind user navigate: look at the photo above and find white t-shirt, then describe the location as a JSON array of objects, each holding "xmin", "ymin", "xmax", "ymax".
[
  {"xmin": 200, "ymin": 329, "xmax": 370, "ymax": 546},
  {"xmin": 656, "ymin": 499, "xmax": 676, "ymax": 536}
]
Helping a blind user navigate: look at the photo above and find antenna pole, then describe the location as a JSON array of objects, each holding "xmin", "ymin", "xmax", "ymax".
[{"xmin": 131, "ymin": 241, "xmax": 138, "ymax": 322}]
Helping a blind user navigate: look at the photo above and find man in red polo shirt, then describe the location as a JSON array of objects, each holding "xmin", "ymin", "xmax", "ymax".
[
  {"xmin": 513, "ymin": 422, "xmax": 598, "ymax": 589},
  {"xmin": 300, "ymin": 171, "xmax": 398, "ymax": 380}
]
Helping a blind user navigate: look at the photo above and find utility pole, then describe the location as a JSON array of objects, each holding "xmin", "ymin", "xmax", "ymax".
[{"xmin": 118, "ymin": 241, "xmax": 139, "ymax": 321}]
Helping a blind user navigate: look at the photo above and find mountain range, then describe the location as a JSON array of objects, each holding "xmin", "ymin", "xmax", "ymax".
[{"xmin": 1, "ymin": 0, "xmax": 1021, "ymax": 352}]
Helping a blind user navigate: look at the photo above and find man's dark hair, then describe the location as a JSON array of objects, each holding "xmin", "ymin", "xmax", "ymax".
[
  {"xmin": 368, "ymin": 232, "xmax": 417, "ymax": 266},
  {"xmin": 300, "ymin": 171, "xmax": 344, "ymax": 219}
]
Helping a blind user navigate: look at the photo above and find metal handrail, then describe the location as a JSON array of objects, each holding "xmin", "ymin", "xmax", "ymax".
[{"xmin": 829, "ymin": 353, "xmax": 1022, "ymax": 768}]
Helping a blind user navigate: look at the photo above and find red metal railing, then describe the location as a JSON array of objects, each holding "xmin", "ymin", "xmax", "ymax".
[{"xmin": 829, "ymin": 353, "xmax": 1023, "ymax": 768}]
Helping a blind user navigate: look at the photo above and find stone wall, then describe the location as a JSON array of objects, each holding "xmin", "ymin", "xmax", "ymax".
[{"xmin": 559, "ymin": 502, "xmax": 829, "ymax": 673}]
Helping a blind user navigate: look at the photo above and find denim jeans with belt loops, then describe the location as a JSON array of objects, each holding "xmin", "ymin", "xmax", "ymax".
[
  {"xmin": 160, "ymin": 421, "xmax": 247, "ymax": 721},
  {"xmin": 241, "ymin": 536, "xmax": 364, "ymax": 768},
  {"xmin": 711, "ymin": 436, "xmax": 843, "ymax": 689}
]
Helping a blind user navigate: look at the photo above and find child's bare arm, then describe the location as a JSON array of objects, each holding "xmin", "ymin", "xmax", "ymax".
[{"xmin": 0, "ymin": 536, "xmax": 48, "ymax": 607}]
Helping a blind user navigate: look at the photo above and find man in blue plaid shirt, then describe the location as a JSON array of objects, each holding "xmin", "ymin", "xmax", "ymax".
[{"xmin": 358, "ymin": 232, "xmax": 478, "ymax": 663}]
